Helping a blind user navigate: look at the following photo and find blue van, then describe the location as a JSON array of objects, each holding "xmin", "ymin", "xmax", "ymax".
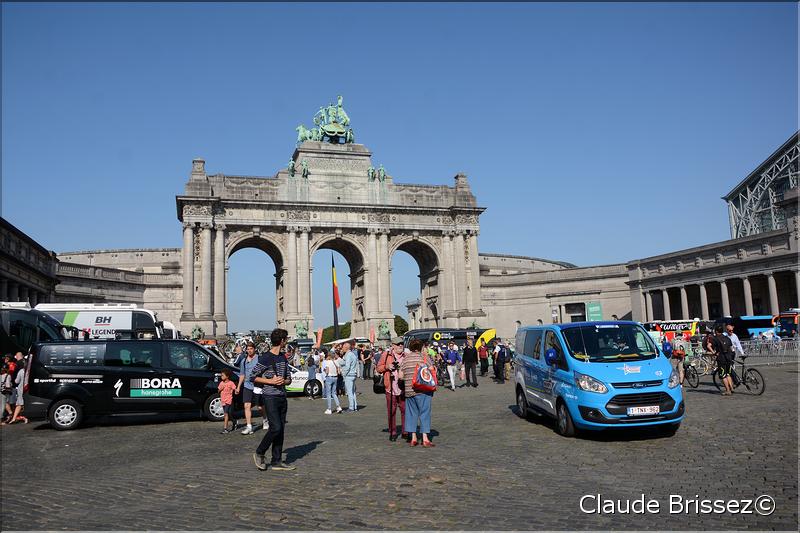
[{"xmin": 513, "ymin": 321, "xmax": 683, "ymax": 437}]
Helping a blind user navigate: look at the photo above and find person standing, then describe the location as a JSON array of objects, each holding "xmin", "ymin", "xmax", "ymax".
[
  {"xmin": 341, "ymin": 340, "xmax": 359, "ymax": 412},
  {"xmin": 710, "ymin": 325, "xmax": 735, "ymax": 396},
  {"xmin": 724, "ymin": 324, "xmax": 745, "ymax": 359},
  {"xmin": 334, "ymin": 347, "xmax": 345, "ymax": 396},
  {"xmin": 670, "ymin": 335, "xmax": 686, "ymax": 385},
  {"xmin": 494, "ymin": 341, "xmax": 507, "ymax": 384},
  {"xmin": 217, "ymin": 368, "xmax": 238, "ymax": 433},
  {"xmin": 237, "ymin": 342, "xmax": 268, "ymax": 435},
  {"xmin": 251, "ymin": 328, "xmax": 296, "ymax": 471},
  {"xmin": 307, "ymin": 349, "xmax": 319, "ymax": 400},
  {"xmin": 361, "ymin": 348, "xmax": 373, "ymax": 380},
  {"xmin": 478, "ymin": 339, "xmax": 489, "ymax": 376},
  {"xmin": 321, "ymin": 351, "xmax": 342, "ymax": 414},
  {"xmin": 356, "ymin": 344, "xmax": 365, "ymax": 379},
  {"xmin": 443, "ymin": 342, "xmax": 460, "ymax": 391},
  {"xmin": 462, "ymin": 337, "xmax": 478, "ymax": 388},
  {"xmin": 399, "ymin": 339, "xmax": 435, "ymax": 447},
  {"xmin": 376, "ymin": 338, "xmax": 407, "ymax": 442},
  {"xmin": 7, "ymin": 353, "xmax": 28, "ymax": 424}
]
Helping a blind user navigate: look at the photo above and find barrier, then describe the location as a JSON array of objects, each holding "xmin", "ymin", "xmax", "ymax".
[{"xmin": 682, "ymin": 339, "xmax": 799, "ymax": 366}]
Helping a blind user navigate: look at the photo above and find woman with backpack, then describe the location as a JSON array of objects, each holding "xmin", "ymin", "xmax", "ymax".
[{"xmin": 398, "ymin": 338, "xmax": 435, "ymax": 447}]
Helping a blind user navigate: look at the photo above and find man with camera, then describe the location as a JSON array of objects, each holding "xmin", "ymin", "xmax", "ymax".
[{"xmin": 376, "ymin": 337, "xmax": 407, "ymax": 442}]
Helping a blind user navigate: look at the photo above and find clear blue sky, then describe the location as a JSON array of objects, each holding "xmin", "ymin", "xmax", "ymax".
[{"xmin": 2, "ymin": 2, "xmax": 797, "ymax": 331}]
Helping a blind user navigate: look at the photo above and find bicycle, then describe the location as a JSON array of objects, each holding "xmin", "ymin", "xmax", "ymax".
[{"xmin": 712, "ymin": 356, "xmax": 766, "ymax": 395}]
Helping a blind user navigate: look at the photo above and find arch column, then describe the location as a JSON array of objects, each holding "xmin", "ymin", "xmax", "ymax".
[
  {"xmin": 378, "ymin": 232, "xmax": 391, "ymax": 315},
  {"xmin": 742, "ymin": 276, "xmax": 754, "ymax": 316},
  {"xmin": 18, "ymin": 286, "xmax": 29, "ymax": 305},
  {"xmin": 213, "ymin": 225, "xmax": 226, "ymax": 319},
  {"xmin": 366, "ymin": 229, "xmax": 379, "ymax": 317},
  {"xmin": 767, "ymin": 273, "xmax": 779, "ymax": 315},
  {"xmin": 720, "ymin": 279, "xmax": 730, "ymax": 317},
  {"xmin": 680, "ymin": 286, "xmax": 689, "ymax": 319},
  {"xmin": 440, "ymin": 231, "xmax": 457, "ymax": 327},
  {"xmin": 453, "ymin": 231, "xmax": 468, "ymax": 311},
  {"xmin": 699, "ymin": 283, "xmax": 709, "ymax": 320},
  {"xmin": 297, "ymin": 227, "xmax": 311, "ymax": 318},
  {"xmin": 181, "ymin": 223, "xmax": 195, "ymax": 319},
  {"xmin": 467, "ymin": 232, "xmax": 481, "ymax": 313},
  {"xmin": 645, "ymin": 291, "xmax": 654, "ymax": 321},
  {"xmin": 199, "ymin": 223, "xmax": 213, "ymax": 319},
  {"xmin": 0, "ymin": 279, "xmax": 7, "ymax": 301},
  {"xmin": 286, "ymin": 228, "xmax": 298, "ymax": 318},
  {"xmin": 661, "ymin": 288, "xmax": 671, "ymax": 321}
]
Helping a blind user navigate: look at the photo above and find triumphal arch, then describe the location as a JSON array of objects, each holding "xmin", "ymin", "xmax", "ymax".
[{"xmin": 177, "ymin": 96, "xmax": 485, "ymax": 338}]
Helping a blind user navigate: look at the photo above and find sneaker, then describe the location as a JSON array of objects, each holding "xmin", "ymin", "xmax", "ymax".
[
  {"xmin": 241, "ymin": 426, "xmax": 254, "ymax": 435},
  {"xmin": 270, "ymin": 462, "xmax": 296, "ymax": 471},
  {"xmin": 262, "ymin": 421, "xmax": 269, "ymax": 430},
  {"xmin": 253, "ymin": 453, "xmax": 268, "ymax": 471},
  {"xmin": 324, "ymin": 409, "xmax": 332, "ymax": 415},
  {"xmin": 336, "ymin": 407, "xmax": 343, "ymax": 413},
  {"xmin": 220, "ymin": 429, "xmax": 232, "ymax": 434}
]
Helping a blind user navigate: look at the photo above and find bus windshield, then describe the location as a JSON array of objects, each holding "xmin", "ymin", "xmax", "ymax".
[{"xmin": 561, "ymin": 324, "xmax": 660, "ymax": 363}]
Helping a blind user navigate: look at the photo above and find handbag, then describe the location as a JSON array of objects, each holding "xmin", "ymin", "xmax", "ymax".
[
  {"xmin": 372, "ymin": 374, "xmax": 385, "ymax": 395},
  {"xmin": 411, "ymin": 355, "xmax": 437, "ymax": 393}
]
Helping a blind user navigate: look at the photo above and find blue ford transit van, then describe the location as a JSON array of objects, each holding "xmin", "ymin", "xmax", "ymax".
[{"xmin": 514, "ymin": 321, "xmax": 683, "ymax": 437}]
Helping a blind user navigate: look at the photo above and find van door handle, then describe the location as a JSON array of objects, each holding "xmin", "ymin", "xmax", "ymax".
[{"xmin": 161, "ymin": 370, "xmax": 175, "ymax": 375}]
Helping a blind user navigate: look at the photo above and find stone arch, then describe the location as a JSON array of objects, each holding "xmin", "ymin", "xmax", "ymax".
[
  {"xmin": 390, "ymin": 235, "xmax": 443, "ymax": 331},
  {"xmin": 310, "ymin": 234, "xmax": 366, "ymax": 273},
  {"xmin": 225, "ymin": 232, "xmax": 287, "ymax": 328}
]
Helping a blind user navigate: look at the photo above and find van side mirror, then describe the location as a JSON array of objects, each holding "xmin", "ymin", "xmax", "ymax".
[{"xmin": 544, "ymin": 348, "xmax": 558, "ymax": 366}]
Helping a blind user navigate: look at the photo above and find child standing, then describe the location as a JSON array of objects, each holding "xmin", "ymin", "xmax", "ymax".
[
  {"xmin": 0, "ymin": 365, "xmax": 11, "ymax": 425},
  {"xmin": 218, "ymin": 368, "xmax": 237, "ymax": 434}
]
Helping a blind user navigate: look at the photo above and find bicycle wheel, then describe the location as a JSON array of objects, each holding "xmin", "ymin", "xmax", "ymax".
[
  {"xmin": 712, "ymin": 370, "xmax": 722, "ymax": 392},
  {"xmin": 697, "ymin": 357, "xmax": 711, "ymax": 376},
  {"xmin": 684, "ymin": 365, "xmax": 700, "ymax": 388},
  {"xmin": 743, "ymin": 368, "xmax": 765, "ymax": 395}
]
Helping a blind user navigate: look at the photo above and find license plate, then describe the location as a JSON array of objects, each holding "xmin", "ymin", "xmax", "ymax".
[{"xmin": 627, "ymin": 405, "xmax": 659, "ymax": 416}]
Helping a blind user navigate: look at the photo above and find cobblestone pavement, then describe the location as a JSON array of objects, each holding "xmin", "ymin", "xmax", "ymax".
[{"xmin": 1, "ymin": 366, "xmax": 797, "ymax": 530}]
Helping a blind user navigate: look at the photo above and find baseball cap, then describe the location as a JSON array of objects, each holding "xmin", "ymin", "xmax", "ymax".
[{"xmin": 391, "ymin": 336, "xmax": 404, "ymax": 345}]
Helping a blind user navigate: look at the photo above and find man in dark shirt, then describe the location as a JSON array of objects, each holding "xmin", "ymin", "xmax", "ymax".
[
  {"xmin": 462, "ymin": 337, "xmax": 479, "ymax": 388},
  {"xmin": 251, "ymin": 328, "xmax": 295, "ymax": 471},
  {"xmin": 710, "ymin": 325, "xmax": 735, "ymax": 396}
]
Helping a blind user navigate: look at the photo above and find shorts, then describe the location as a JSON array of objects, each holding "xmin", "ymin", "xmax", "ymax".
[
  {"xmin": 9, "ymin": 389, "xmax": 21, "ymax": 406},
  {"xmin": 670, "ymin": 357, "xmax": 684, "ymax": 370},
  {"xmin": 242, "ymin": 387, "xmax": 262, "ymax": 405},
  {"xmin": 717, "ymin": 360, "xmax": 732, "ymax": 378},
  {"xmin": 223, "ymin": 404, "xmax": 234, "ymax": 415}
]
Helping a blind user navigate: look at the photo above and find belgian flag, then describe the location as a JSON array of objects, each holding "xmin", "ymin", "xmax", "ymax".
[{"xmin": 332, "ymin": 255, "xmax": 340, "ymax": 339}]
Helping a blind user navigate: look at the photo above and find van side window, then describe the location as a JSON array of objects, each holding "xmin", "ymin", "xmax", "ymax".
[
  {"xmin": 523, "ymin": 331, "xmax": 542, "ymax": 359},
  {"xmin": 167, "ymin": 343, "xmax": 208, "ymax": 370},
  {"xmin": 41, "ymin": 344, "xmax": 105, "ymax": 366},
  {"xmin": 8, "ymin": 310, "xmax": 37, "ymax": 352},
  {"xmin": 105, "ymin": 342, "xmax": 160, "ymax": 368},
  {"xmin": 544, "ymin": 331, "xmax": 568, "ymax": 370}
]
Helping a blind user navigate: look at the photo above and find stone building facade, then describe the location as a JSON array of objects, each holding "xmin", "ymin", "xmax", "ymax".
[{"xmin": 0, "ymin": 217, "xmax": 59, "ymax": 305}]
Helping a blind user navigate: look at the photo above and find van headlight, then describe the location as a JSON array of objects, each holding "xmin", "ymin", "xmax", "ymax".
[
  {"xmin": 668, "ymin": 369, "xmax": 681, "ymax": 389},
  {"xmin": 574, "ymin": 371, "xmax": 608, "ymax": 394}
]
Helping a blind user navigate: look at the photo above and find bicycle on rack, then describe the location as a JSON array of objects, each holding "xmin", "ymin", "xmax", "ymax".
[{"xmin": 712, "ymin": 355, "xmax": 766, "ymax": 395}]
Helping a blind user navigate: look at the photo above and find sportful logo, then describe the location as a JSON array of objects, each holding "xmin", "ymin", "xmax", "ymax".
[
  {"xmin": 129, "ymin": 378, "xmax": 182, "ymax": 397},
  {"xmin": 616, "ymin": 363, "xmax": 641, "ymax": 375}
]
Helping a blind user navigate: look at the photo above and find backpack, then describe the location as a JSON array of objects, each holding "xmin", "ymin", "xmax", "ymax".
[
  {"xmin": 411, "ymin": 355, "xmax": 437, "ymax": 393},
  {"xmin": 661, "ymin": 341, "xmax": 673, "ymax": 356}
]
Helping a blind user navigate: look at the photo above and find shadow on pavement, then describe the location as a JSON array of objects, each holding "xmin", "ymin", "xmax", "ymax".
[{"xmin": 285, "ymin": 440, "xmax": 324, "ymax": 463}]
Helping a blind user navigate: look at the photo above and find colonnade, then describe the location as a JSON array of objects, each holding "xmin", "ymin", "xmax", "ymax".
[
  {"xmin": 640, "ymin": 269, "xmax": 799, "ymax": 321},
  {"xmin": 0, "ymin": 278, "xmax": 51, "ymax": 306}
]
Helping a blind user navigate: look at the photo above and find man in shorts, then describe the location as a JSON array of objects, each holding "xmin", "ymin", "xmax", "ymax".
[
  {"xmin": 710, "ymin": 325, "xmax": 735, "ymax": 395},
  {"xmin": 236, "ymin": 342, "xmax": 267, "ymax": 434}
]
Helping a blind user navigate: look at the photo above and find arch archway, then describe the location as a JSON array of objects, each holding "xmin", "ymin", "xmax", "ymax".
[
  {"xmin": 226, "ymin": 233, "xmax": 286, "ymax": 331},
  {"xmin": 391, "ymin": 236, "xmax": 442, "ymax": 333},
  {"xmin": 311, "ymin": 235, "xmax": 367, "ymax": 337}
]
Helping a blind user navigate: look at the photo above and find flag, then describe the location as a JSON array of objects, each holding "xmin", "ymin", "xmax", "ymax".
[
  {"xmin": 332, "ymin": 255, "xmax": 340, "ymax": 339},
  {"xmin": 314, "ymin": 328, "xmax": 323, "ymax": 349},
  {"xmin": 369, "ymin": 326, "xmax": 375, "ymax": 344}
]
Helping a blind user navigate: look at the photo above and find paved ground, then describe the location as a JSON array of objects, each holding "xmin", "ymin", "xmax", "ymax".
[{"xmin": 1, "ymin": 366, "xmax": 797, "ymax": 530}]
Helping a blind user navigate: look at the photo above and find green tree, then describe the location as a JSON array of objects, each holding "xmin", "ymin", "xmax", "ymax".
[
  {"xmin": 394, "ymin": 315, "xmax": 409, "ymax": 336},
  {"xmin": 321, "ymin": 321, "xmax": 351, "ymax": 344}
]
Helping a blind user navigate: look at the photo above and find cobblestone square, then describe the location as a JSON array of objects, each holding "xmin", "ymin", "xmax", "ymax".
[{"xmin": 1, "ymin": 366, "xmax": 797, "ymax": 530}]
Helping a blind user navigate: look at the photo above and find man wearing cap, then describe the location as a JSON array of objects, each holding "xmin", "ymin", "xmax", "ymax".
[
  {"xmin": 376, "ymin": 337, "xmax": 407, "ymax": 441},
  {"xmin": 341, "ymin": 340, "xmax": 359, "ymax": 412}
]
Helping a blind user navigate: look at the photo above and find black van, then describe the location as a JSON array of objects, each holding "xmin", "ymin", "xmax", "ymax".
[{"xmin": 27, "ymin": 339, "xmax": 238, "ymax": 430}]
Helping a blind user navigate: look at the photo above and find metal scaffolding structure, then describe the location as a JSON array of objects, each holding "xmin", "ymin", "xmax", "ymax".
[{"xmin": 724, "ymin": 132, "xmax": 799, "ymax": 239}]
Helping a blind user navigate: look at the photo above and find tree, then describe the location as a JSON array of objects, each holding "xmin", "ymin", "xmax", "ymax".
[
  {"xmin": 321, "ymin": 321, "xmax": 351, "ymax": 344},
  {"xmin": 394, "ymin": 315, "xmax": 409, "ymax": 336}
]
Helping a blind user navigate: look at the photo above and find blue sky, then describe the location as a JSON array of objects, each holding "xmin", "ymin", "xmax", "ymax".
[{"xmin": 2, "ymin": 2, "xmax": 797, "ymax": 331}]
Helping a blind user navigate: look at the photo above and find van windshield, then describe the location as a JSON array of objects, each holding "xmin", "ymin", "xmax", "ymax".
[{"xmin": 561, "ymin": 324, "xmax": 659, "ymax": 363}]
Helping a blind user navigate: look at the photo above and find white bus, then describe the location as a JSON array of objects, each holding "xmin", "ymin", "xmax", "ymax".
[{"xmin": 34, "ymin": 303, "xmax": 173, "ymax": 339}]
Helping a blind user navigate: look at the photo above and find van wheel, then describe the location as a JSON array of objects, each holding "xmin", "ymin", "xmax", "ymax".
[
  {"xmin": 516, "ymin": 387, "xmax": 529, "ymax": 419},
  {"xmin": 204, "ymin": 393, "xmax": 225, "ymax": 422},
  {"xmin": 556, "ymin": 400, "xmax": 576, "ymax": 438},
  {"xmin": 304, "ymin": 380, "xmax": 322, "ymax": 397},
  {"xmin": 49, "ymin": 399, "xmax": 83, "ymax": 431}
]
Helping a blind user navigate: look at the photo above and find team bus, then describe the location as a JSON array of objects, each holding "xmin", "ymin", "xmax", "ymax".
[
  {"xmin": 403, "ymin": 328, "xmax": 497, "ymax": 349},
  {"xmin": 714, "ymin": 316, "xmax": 777, "ymax": 339},
  {"xmin": 773, "ymin": 309, "xmax": 799, "ymax": 338},
  {"xmin": 642, "ymin": 320, "xmax": 710, "ymax": 342},
  {"xmin": 35, "ymin": 303, "xmax": 173, "ymax": 340}
]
